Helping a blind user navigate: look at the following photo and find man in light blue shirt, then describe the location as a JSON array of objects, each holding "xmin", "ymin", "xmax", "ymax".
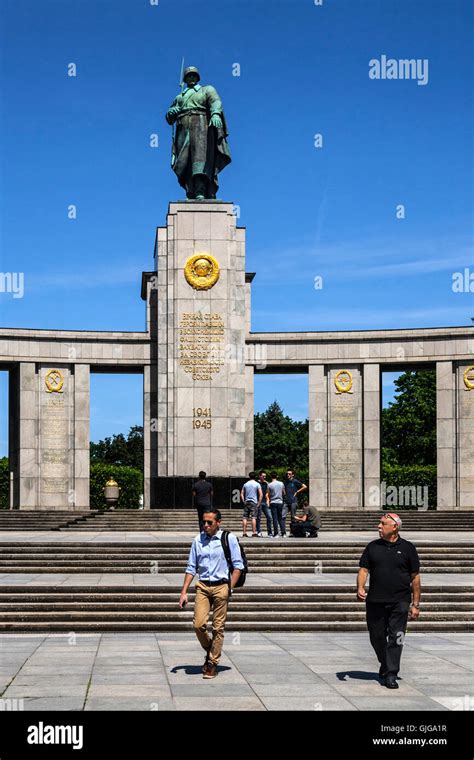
[{"xmin": 179, "ymin": 508, "xmax": 244, "ymax": 679}]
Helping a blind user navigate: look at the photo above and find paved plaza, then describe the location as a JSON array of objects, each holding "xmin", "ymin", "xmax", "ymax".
[
  {"xmin": 1, "ymin": 529, "xmax": 472, "ymax": 711},
  {"xmin": 0, "ymin": 631, "xmax": 473, "ymax": 711}
]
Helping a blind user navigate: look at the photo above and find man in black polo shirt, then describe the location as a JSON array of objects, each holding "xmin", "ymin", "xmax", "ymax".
[{"xmin": 357, "ymin": 512, "xmax": 421, "ymax": 689}]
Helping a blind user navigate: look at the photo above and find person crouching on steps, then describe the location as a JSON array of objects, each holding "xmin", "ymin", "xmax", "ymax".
[{"xmin": 179, "ymin": 509, "xmax": 244, "ymax": 679}]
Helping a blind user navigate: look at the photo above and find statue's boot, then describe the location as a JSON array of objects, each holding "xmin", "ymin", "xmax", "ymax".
[{"xmin": 193, "ymin": 174, "xmax": 209, "ymax": 200}]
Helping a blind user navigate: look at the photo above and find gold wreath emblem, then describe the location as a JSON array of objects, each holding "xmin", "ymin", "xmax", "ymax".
[
  {"xmin": 184, "ymin": 254, "xmax": 220, "ymax": 290},
  {"xmin": 464, "ymin": 365, "xmax": 474, "ymax": 391},
  {"xmin": 334, "ymin": 369, "xmax": 353, "ymax": 394},
  {"xmin": 45, "ymin": 368, "xmax": 64, "ymax": 393}
]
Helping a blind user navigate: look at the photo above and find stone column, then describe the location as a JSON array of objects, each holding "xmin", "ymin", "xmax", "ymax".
[
  {"xmin": 10, "ymin": 362, "xmax": 90, "ymax": 510},
  {"xmin": 245, "ymin": 273, "xmax": 255, "ymax": 334},
  {"xmin": 437, "ymin": 361, "xmax": 456, "ymax": 510},
  {"xmin": 154, "ymin": 222, "xmax": 169, "ymax": 480},
  {"xmin": 244, "ymin": 365, "xmax": 254, "ymax": 474},
  {"xmin": 38, "ymin": 364, "xmax": 75, "ymax": 509},
  {"xmin": 9, "ymin": 363, "xmax": 38, "ymax": 509},
  {"xmin": 328, "ymin": 366, "xmax": 363, "ymax": 509},
  {"xmin": 143, "ymin": 364, "xmax": 158, "ymax": 509},
  {"xmin": 457, "ymin": 362, "xmax": 474, "ymax": 509},
  {"xmin": 363, "ymin": 364, "xmax": 381, "ymax": 509},
  {"xmin": 153, "ymin": 201, "xmax": 247, "ymax": 504},
  {"xmin": 73, "ymin": 365, "xmax": 90, "ymax": 509},
  {"xmin": 308, "ymin": 364, "xmax": 328, "ymax": 508}
]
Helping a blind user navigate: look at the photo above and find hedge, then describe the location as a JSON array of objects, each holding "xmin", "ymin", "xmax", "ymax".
[
  {"xmin": 260, "ymin": 464, "xmax": 437, "ymax": 509},
  {"xmin": 90, "ymin": 464, "xmax": 143, "ymax": 510},
  {"xmin": 381, "ymin": 464, "xmax": 437, "ymax": 510},
  {"xmin": 1, "ymin": 458, "xmax": 437, "ymax": 510}
]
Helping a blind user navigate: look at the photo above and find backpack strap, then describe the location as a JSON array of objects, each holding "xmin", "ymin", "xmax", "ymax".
[
  {"xmin": 220, "ymin": 530, "xmax": 232, "ymax": 565},
  {"xmin": 220, "ymin": 530, "xmax": 234, "ymax": 586}
]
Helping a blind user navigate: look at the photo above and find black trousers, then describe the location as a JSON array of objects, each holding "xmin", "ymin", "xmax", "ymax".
[
  {"xmin": 366, "ymin": 600, "xmax": 410, "ymax": 677},
  {"xmin": 196, "ymin": 506, "xmax": 206, "ymax": 532}
]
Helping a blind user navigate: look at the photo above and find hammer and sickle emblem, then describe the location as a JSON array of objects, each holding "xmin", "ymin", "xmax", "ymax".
[
  {"xmin": 45, "ymin": 369, "xmax": 64, "ymax": 393},
  {"xmin": 184, "ymin": 254, "xmax": 220, "ymax": 290},
  {"xmin": 334, "ymin": 370, "xmax": 353, "ymax": 394}
]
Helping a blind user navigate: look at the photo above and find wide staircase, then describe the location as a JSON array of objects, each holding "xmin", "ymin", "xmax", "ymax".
[
  {"xmin": 0, "ymin": 585, "xmax": 471, "ymax": 632},
  {"xmin": 2, "ymin": 510, "xmax": 474, "ymax": 531},
  {"xmin": 1, "ymin": 514, "xmax": 472, "ymax": 633},
  {"xmin": 64, "ymin": 510, "xmax": 474, "ymax": 532},
  {"xmin": 0, "ymin": 511, "xmax": 95, "ymax": 531},
  {"xmin": 0, "ymin": 540, "xmax": 473, "ymax": 573}
]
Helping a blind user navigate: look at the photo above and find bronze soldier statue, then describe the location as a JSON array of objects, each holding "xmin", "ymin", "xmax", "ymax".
[{"xmin": 165, "ymin": 66, "xmax": 231, "ymax": 200}]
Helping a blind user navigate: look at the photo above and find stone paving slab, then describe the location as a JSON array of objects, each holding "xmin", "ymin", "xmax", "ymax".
[
  {"xmin": 0, "ymin": 632, "xmax": 472, "ymax": 711},
  {"xmin": 1, "ymin": 530, "xmax": 473, "ymax": 543},
  {"xmin": 0, "ymin": 572, "xmax": 472, "ymax": 586}
]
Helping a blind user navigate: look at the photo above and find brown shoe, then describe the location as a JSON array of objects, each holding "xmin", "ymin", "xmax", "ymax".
[
  {"xmin": 202, "ymin": 647, "xmax": 211, "ymax": 674},
  {"xmin": 202, "ymin": 663, "xmax": 218, "ymax": 679}
]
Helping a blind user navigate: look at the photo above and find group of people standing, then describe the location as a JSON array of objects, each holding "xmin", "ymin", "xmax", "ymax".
[
  {"xmin": 192, "ymin": 469, "xmax": 320, "ymax": 539},
  {"xmin": 241, "ymin": 469, "xmax": 318, "ymax": 538}
]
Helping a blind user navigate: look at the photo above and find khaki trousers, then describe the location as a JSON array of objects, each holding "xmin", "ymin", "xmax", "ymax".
[{"xmin": 193, "ymin": 581, "xmax": 230, "ymax": 666}]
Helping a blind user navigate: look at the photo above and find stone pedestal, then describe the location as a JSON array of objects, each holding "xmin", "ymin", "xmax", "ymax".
[
  {"xmin": 150, "ymin": 201, "xmax": 250, "ymax": 506},
  {"xmin": 9, "ymin": 362, "xmax": 89, "ymax": 510}
]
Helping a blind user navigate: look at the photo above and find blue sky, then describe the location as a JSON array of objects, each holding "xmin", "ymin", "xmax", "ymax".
[{"xmin": 0, "ymin": 0, "xmax": 473, "ymax": 455}]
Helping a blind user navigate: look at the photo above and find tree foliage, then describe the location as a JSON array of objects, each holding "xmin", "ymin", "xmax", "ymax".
[
  {"xmin": 0, "ymin": 457, "xmax": 9, "ymax": 509},
  {"xmin": 382, "ymin": 370, "xmax": 436, "ymax": 466},
  {"xmin": 254, "ymin": 400, "xmax": 309, "ymax": 471},
  {"xmin": 90, "ymin": 425, "xmax": 143, "ymax": 470}
]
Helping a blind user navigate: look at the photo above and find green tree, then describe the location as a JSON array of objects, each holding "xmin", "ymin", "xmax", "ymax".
[
  {"xmin": 0, "ymin": 457, "xmax": 9, "ymax": 509},
  {"xmin": 90, "ymin": 425, "xmax": 143, "ymax": 470},
  {"xmin": 254, "ymin": 401, "xmax": 308, "ymax": 471},
  {"xmin": 382, "ymin": 370, "xmax": 436, "ymax": 466}
]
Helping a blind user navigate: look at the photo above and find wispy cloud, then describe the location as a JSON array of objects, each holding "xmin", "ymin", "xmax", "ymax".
[
  {"xmin": 251, "ymin": 236, "xmax": 473, "ymax": 283},
  {"xmin": 252, "ymin": 304, "xmax": 472, "ymax": 330},
  {"xmin": 26, "ymin": 265, "xmax": 140, "ymax": 292}
]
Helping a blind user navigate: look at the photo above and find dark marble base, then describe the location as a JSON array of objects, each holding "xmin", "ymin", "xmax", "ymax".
[{"xmin": 151, "ymin": 477, "xmax": 248, "ymax": 509}]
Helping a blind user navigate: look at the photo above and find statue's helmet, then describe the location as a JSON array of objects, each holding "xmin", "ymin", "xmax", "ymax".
[{"xmin": 183, "ymin": 66, "xmax": 201, "ymax": 83}]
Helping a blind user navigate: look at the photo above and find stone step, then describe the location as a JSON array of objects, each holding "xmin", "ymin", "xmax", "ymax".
[
  {"xmin": 2, "ymin": 621, "xmax": 470, "ymax": 632},
  {"xmin": 1, "ymin": 548, "xmax": 471, "ymax": 556},
  {"xmin": 1, "ymin": 610, "xmax": 472, "ymax": 621},
  {"xmin": 0, "ymin": 551, "xmax": 471, "ymax": 559},
  {"xmin": 0, "ymin": 563, "xmax": 474, "ymax": 575},
  {"xmin": 2, "ymin": 544, "xmax": 473, "ymax": 552},
  {"xmin": 1, "ymin": 583, "xmax": 471, "ymax": 633},
  {"xmin": 2, "ymin": 542, "xmax": 472, "ymax": 552},
  {"xmin": 2, "ymin": 509, "xmax": 474, "ymax": 532},
  {"xmin": 65, "ymin": 516, "xmax": 473, "ymax": 521},
  {"xmin": 3, "ymin": 543, "xmax": 473, "ymax": 550},
  {"xmin": 0, "ymin": 614, "xmax": 470, "ymax": 632},
  {"xmin": 0, "ymin": 586, "xmax": 474, "ymax": 609},
  {"xmin": 0, "ymin": 601, "xmax": 471, "ymax": 612}
]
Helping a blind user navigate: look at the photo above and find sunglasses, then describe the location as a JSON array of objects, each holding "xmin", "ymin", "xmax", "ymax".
[{"xmin": 203, "ymin": 520, "xmax": 216, "ymax": 525}]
